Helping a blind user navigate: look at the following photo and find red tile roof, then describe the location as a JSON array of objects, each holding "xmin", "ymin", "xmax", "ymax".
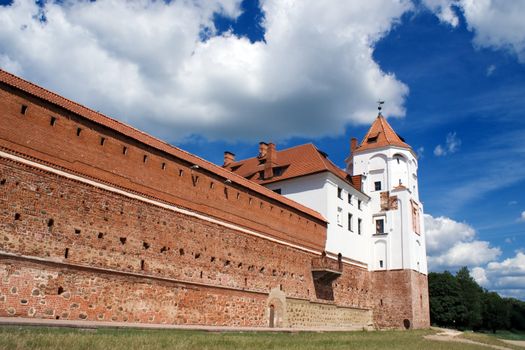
[
  {"xmin": 0, "ymin": 68, "xmax": 326, "ymax": 223},
  {"xmin": 355, "ymin": 114, "xmax": 412, "ymax": 154},
  {"xmin": 226, "ymin": 143, "xmax": 363, "ymax": 192}
]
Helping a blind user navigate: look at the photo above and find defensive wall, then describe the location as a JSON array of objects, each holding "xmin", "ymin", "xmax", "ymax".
[{"xmin": 0, "ymin": 69, "xmax": 428, "ymax": 329}]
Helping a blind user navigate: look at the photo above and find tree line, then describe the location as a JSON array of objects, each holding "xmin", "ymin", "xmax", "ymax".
[{"xmin": 428, "ymin": 267, "xmax": 525, "ymax": 332}]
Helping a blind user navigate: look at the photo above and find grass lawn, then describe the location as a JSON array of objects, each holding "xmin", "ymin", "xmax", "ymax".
[
  {"xmin": 0, "ymin": 326, "xmax": 510, "ymax": 350},
  {"xmin": 460, "ymin": 331, "xmax": 524, "ymax": 350}
]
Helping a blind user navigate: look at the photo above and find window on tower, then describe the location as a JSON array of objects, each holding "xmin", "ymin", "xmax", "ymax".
[
  {"xmin": 374, "ymin": 181, "xmax": 382, "ymax": 191},
  {"xmin": 337, "ymin": 187, "xmax": 343, "ymax": 199},
  {"xmin": 375, "ymin": 218, "xmax": 385, "ymax": 234},
  {"xmin": 348, "ymin": 213, "xmax": 353, "ymax": 231},
  {"xmin": 337, "ymin": 207, "xmax": 343, "ymax": 226},
  {"xmin": 358, "ymin": 218, "xmax": 362, "ymax": 235}
]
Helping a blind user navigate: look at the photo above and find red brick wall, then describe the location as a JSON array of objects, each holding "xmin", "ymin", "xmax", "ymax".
[
  {"xmin": 0, "ymin": 84, "xmax": 325, "ymax": 252},
  {"xmin": 0, "ymin": 157, "xmax": 376, "ymax": 325},
  {"xmin": 371, "ymin": 270, "xmax": 430, "ymax": 329}
]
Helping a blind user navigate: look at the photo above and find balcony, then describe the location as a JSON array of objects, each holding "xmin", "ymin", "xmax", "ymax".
[{"xmin": 311, "ymin": 254, "xmax": 342, "ymax": 282}]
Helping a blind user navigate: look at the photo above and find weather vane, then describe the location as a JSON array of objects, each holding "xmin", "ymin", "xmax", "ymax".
[{"xmin": 377, "ymin": 99, "xmax": 385, "ymax": 115}]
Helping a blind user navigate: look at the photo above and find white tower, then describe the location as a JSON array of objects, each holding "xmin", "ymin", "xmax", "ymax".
[{"xmin": 346, "ymin": 113, "xmax": 428, "ymax": 274}]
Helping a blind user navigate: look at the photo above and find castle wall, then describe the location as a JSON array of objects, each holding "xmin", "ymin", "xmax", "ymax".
[
  {"xmin": 0, "ymin": 155, "xmax": 374, "ymax": 327},
  {"xmin": 0, "ymin": 73, "xmax": 429, "ymax": 329},
  {"xmin": 0, "ymin": 83, "xmax": 325, "ymax": 252}
]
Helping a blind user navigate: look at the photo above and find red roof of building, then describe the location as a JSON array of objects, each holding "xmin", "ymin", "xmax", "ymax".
[
  {"xmin": 354, "ymin": 114, "xmax": 412, "ymax": 153},
  {"xmin": 226, "ymin": 143, "xmax": 363, "ymax": 192},
  {"xmin": 0, "ymin": 69, "xmax": 326, "ymax": 223}
]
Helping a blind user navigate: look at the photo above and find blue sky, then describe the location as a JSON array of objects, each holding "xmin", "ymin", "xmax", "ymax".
[{"xmin": 1, "ymin": 0, "xmax": 524, "ymax": 299}]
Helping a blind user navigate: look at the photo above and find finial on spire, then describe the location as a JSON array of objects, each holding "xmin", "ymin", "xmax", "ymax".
[{"xmin": 377, "ymin": 99, "xmax": 385, "ymax": 116}]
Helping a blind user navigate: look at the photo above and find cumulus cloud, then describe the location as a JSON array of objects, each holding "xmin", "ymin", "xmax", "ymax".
[
  {"xmin": 0, "ymin": 0, "xmax": 411, "ymax": 142},
  {"xmin": 424, "ymin": 0, "xmax": 525, "ymax": 63},
  {"xmin": 472, "ymin": 252, "xmax": 525, "ymax": 299},
  {"xmin": 520, "ymin": 211, "xmax": 525, "ymax": 222},
  {"xmin": 424, "ymin": 214, "xmax": 501, "ymax": 270},
  {"xmin": 433, "ymin": 131, "xmax": 461, "ymax": 156}
]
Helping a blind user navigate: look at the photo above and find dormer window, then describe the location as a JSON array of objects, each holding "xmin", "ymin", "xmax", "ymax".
[{"xmin": 367, "ymin": 132, "xmax": 379, "ymax": 143}]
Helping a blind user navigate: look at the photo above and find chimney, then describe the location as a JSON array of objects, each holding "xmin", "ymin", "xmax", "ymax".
[
  {"xmin": 350, "ymin": 137, "xmax": 358, "ymax": 154},
  {"xmin": 264, "ymin": 143, "xmax": 277, "ymax": 179},
  {"xmin": 223, "ymin": 151, "xmax": 235, "ymax": 167},
  {"xmin": 258, "ymin": 142, "xmax": 268, "ymax": 158}
]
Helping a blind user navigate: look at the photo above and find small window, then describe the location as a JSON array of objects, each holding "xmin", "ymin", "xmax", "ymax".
[
  {"xmin": 161, "ymin": 162, "xmax": 166, "ymax": 170},
  {"xmin": 348, "ymin": 213, "xmax": 353, "ymax": 231},
  {"xmin": 76, "ymin": 128, "xmax": 82, "ymax": 136},
  {"xmin": 143, "ymin": 155, "xmax": 148, "ymax": 163},
  {"xmin": 358, "ymin": 200, "xmax": 362, "ymax": 210},
  {"xmin": 375, "ymin": 219, "xmax": 385, "ymax": 234},
  {"xmin": 273, "ymin": 167, "xmax": 284, "ymax": 176},
  {"xmin": 337, "ymin": 207, "xmax": 343, "ymax": 226},
  {"xmin": 367, "ymin": 133, "xmax": 379, "ymax": 143},
  {"xmin": 348, "ymin": 193, "xmax": 352, "ymax": 204},
  {"xmin": 337, "ymin": 187, "xmax": 343, "ymax": 199},
  {"xmin": 273, "ymin": 188, "xmax": 281, "ymax": 194},
  {"xmin": 358, "ymin": 218, "xmax": 362, "ymax": 235},
  {"xmin": 50, "ymin": 116, "xmax": 57, "ymax": 126},
  {"xmin": 20, "ymin": 105, "xmax": 28, "ymax": 115},
  {"xmin": 379, "ymin": 260, "xmax": 384, "ymax": 268},
  {"xmin": 122, "ymin": 146, "xmax": 128, "ymax": 155},
  {"xmin": 374, "ymin": 181, "xmax": 382, "ymax": 191},
  {"xmin": 100, "ymin": 137, "xmax": 106, "ymax": 146}
]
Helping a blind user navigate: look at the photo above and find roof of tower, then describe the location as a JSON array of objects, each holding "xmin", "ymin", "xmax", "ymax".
[
  {"xmin": 355, "ymin": 114, "xmax": 412, "ymax": 153},
  {"xmin": 225, "ymin": 143, "xmax": 363, "ymax": 192}
]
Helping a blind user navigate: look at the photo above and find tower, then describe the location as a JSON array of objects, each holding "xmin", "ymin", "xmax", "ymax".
[{"xmin": 346, "ymin": 114, "xmax": 428, "ymax": 274}]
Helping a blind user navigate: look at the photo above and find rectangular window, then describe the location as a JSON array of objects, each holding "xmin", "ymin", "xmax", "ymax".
[
  {"xmin": 348, "ymin": 193, "xmax": 352, "ymax": 204},
  {"xmin": 358, "ymin": 200, "xmax": 362, "ymax": 210},
  {"xmin": 379, "ymin": 260, "xmax": 384, "ymax": 268},
  {"xmin": 348, "ymin": 213, "xmax": 353, "ymax": 231},
  {"xmin": 374, "ymin": 181, "xmax": 382, "ymax": 191},
  {"xmin": 376, "ymin": 219, "xmax": 385, "ymax": 234},
  {"xmin": 337, "ymin": 207, "xmax": 343, "ymax": 226},
  {"xmin": 358, "ymin": 218, "xmax": 362, "ymax": 235},
  {"xmin": 337, "ymin": 187, "xmax": 343, "ymax": 199}
]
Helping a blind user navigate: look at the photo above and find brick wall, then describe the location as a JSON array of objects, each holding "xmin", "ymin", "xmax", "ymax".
[
  {"xmin": 371, "ymin": 270, "xmax": 430, "ymax": 329},
  {"xmin": 0, "ymin": 84, "xmax": 325, "ymax": 252}
]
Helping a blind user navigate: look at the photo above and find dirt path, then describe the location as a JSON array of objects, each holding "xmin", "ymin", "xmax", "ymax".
[
  {"xmin": 501, "ymin": 340, "xmax": 525, "ymax": 348},
  {"xmin": 424, "ymin": 328, "xmax": 515, "ymax": 350}
]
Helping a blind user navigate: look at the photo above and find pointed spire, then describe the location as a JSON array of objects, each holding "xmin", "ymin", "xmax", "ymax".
[{"xmin": 355, "ymin": 114, "xmax": 411, "ymax": 153}]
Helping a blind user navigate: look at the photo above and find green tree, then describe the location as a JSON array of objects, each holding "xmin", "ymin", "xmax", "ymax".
[
  {"xmin": 456, "ymin": 267, "xmax": 483, "ymax": 330},
  {"xmin": 482, "ymin": 292, "xmax": 510, "ymax": 333},
  {"xmin": 429, "ymin": 271, "xmax": 467, "ymax": 327}
]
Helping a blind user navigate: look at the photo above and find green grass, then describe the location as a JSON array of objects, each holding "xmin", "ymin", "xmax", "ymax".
[
  {"xmin": 460, "ymin": 331, "xmax": 524, "ymax": 350},
  {"xmin": 0, "ymin": 326, "xmax": 508, "ymax": 350},
  {"xmin": 489, "ymin": 330, "xmax": 525, "ymax": 341}
]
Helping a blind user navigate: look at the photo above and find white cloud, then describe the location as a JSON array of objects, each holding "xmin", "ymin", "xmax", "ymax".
[
  {"xmin": 486, "ymin": 64, "xmax": 496, "ymax": 76},
  {"xmin": 424, "ymin": 214, "xmax": 501, "ymax": 270},
  {"xmin": 433, "ymin": 131, "xmax": 461, "ymax": 156},
  {"xmin": 425, "ymin": 0, "xmax": 525, "ymax": 63},
  {"xmin": 421, "ymin": 0, "xmax": 459, "ymax": 26},
  {"xmin": 0, "ymin": 0, "xmax": 412, "ymax": 142},
  {"xmin": 425, "ymin": 214, "xmax": 525, "ymax": 299},
  {"xmin": 472, "ymin": 252, "xmax": 525, "ymax": 299},
  {"xmin": 520, "ymin": 211, "xmax": 525, "ymax": 222}
]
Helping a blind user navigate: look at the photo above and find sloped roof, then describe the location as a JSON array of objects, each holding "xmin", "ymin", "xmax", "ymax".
[
  {"xmin": 226, "ymin": 143, "xmax": 363, "ymax": 192},
  {"xmin": 0, "ymin": 68, "xmax": 326, "ymax": 223},
  {"xmin": 355, "ymin": 114, "xmax": 412, "ymax": 153}
]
